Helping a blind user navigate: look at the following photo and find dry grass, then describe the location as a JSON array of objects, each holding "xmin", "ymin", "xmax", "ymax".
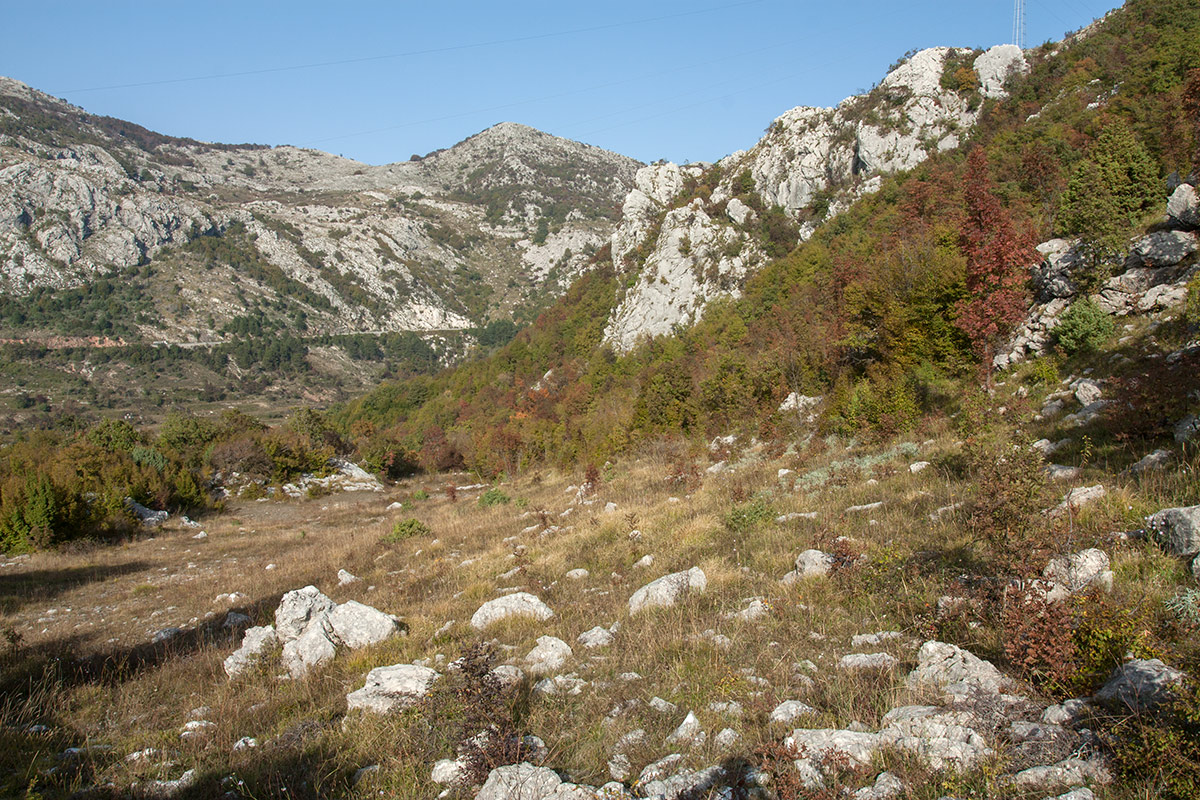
[{"xmin": 1, "ymin": 404, "xmax": 1198, "ymax": 798}]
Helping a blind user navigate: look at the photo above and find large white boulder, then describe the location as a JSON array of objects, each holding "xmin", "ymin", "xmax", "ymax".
[
  {"xmin": 275, "ymin": 586, "xmax": 337, "ymax": 643},
  {"xmin": 470, "ymin": 592, "xmax": 555, "ymax": 630},
  {"xmin": 905, "ymin": 641, "xmax": 1009, "ymax": 701},
  {"xmin": 346, "ymin": 664, "xmax": 440, "ymax": 713},
  {"xmin": 281, "ymin": 616, "xmax": 337, "ymax": 678},
  {"xmin": 628, "ymin": 567, "xmax": 707, "ymax": 614},
  {"xmin": 1168, "ymin": 183, "xmax": 1199, "ymax": 228},
  {"xmin": 327, "ymin": 600, "xmax": 403, "ymax": 649}
]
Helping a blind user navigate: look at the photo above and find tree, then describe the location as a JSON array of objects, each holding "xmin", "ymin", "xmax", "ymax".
[{"xmin": 955, "ymin": 148, "xmax": 1035, "ymax": 388}]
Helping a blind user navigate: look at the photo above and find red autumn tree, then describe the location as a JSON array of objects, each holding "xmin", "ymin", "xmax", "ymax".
[{"xmin": 955, "ymin": 147, "xmax": 1035, "ymax": 388}]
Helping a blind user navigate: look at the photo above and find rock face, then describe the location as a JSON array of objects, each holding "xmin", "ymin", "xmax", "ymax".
[
  {"xmin": 602, "ymin": 45, "xmax": 1026, "ymax": 352},
  {"xmin": 346, "ymin": 664, "xmax": 440, "ymax": 713},
  {"xmin": 905, "ymin": 640, "xmax": 1010, "ymax": 701},
  {"xmin": 628, "ymin": 567, "xmax": 707, "ymax": 614},
  {"xmin": 470, "ymin": 592, "xmax": 555, "ymax": 629}
]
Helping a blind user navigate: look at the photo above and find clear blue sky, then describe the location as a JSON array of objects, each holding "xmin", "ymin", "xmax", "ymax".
[{"xmin": 2, "ymin": 1, "xmax": 1120, "ymax": 166}]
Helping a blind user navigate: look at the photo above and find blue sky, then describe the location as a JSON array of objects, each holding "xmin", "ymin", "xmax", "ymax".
[{"xmin": 2, "ymin": 1, "xmax": 1120, "ymax": 166}]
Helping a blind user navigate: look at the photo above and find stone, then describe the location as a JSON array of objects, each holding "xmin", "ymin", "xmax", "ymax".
[
  {"xmin": 565, "ymin": 568, "xmax": 589, "ymax": 580},
  {"xmin": 1072, "ymin": 379, "xmax": 1103, "ymax": 407},
  {"xmin": 222, "ymin": 611, "xmax": 252, "ymax": 632},
  {"xmin": 275, "ymin": 586, "xmax": 337, "ymax": 643},
  {"xmin": 470, "ymin": 592, "xmax": 555, "ymax": 629},
  {"xmin": 1050, "ymin": 485, "xmax": 1106, "ymax": 517},
  {"xmin": 491, "ymin": 664, "xmax": 526, "ymax": 689},
  {"xmin": 1049, "ymin": 790, "xmax": 1095, "ymax": 800},
  {"xmin": 577, "ymin": 625, "xmax": 614, "ymax": 648},
  {"xmin": 1129, "ymin": 448, "xmax": 1171, "ymax": 474},
  {"xmin": 852, "ymin": 631, "xmax": 903, "ymax": 647},
  {"xmin": 477, "ymin": 763, "xmax": 562, "ymax": 800},
  {"xmin": 726, "ymin": 596, "xmax": 770, "ymax": 622},
  {"xmin": 1094, "ymin": 658, "xmax": 1184, "ymax": 711},
  {"xmin": 281, "ymin": 616, "xmax": 338, "ymax": 677},
  {"xmin": 769, "ymin": 700, "xmax": 816, "ymax": 724},
  {"xmin": 793, "ymin": 549, "xmax": 835, "ymax": 578},
  {"xmin": 533, "ymin": 675, "xmax": 587, "ymax": 696},
  {"xmin": 666, "ymin": 711, "xmax": 706, "ymax": 747},
  {"xmin": 1146, "ymin": 505, "xmax": 1200, "ymax": 557},
  {"xmin": 126, "ymin": 498, "xmax": 169, "ymax": 527},
  {"xmin": 525, "ymin": 635, "xmax": 573, "ymax": 676},
  {"xmin": 784, "ymin": 728, "xmax": 880, "ymax": 767},
  {"xmin": 727, "ymin": 197, "xmax": 755, "ymax": 226},
  {"xmin": 628, "ymin": 567, "xmax": 706, "ymax": 614},
  {"xmin": 879, "ymin": 706, "xmax": 992, "ymax": 770},
  {"xmin": 152, "ymin": 627, "xmax": 182, "ymax": 644},
  {"xmin": 909, "ymin": 461, "xmax": 931, "ymax": 473},
  {"xmin": 1007, "ymin": 757, "xmax": 1110, "ymax": 791},
  {"xmin": 1167, "ymin": 183, "xmax": 1199, "ymax": 228},
  {"xmin": 1042, "ymin": 549, "xmax": 1113, "ymax": 600},
  {"xmin": 224, "ymin": 625, "xmax": 279, "ymax": 678},
  {"xmin": 326, "ymin": 600, "xmax": 402, "ymax": 649},
  {"xmin": 1042, "ymin": 698, "xmax": 1090, "ymax": 726},
  {"xmin": 346, "ymin": 664, "xmax": 440, "ymax": 713},
  {"xmin": 337, "ymin": 569, "xmax": 360, "ymax": 586},
  {"xmin": 649, "ymin": 696, "xmax": 678, "ymax": 714},
  {"xmin": 1046, "ymin": 464, "xmax": 1081, "ymax": 482},
  {"xmin": 851, "ymin": 771, "xmax": 904, "ymax": 800},
  {"xmin": 138, "ymin": 769, "xmax": 198, "ymax": 798},
  {"xmin": 840, "ymin": 653, "xmax": 899, "ymax": 670},
  {"xmin": 1176, "ymin": 415, "xmax": 1200, "ymax": 443},
  {"xmin": 233, "ymin": 736, "xmax": 257, "ymax": 751},
  {"xmin": 906, "ymin": 641, "xmax": 1009, "ymax": 701},
  {"xmin": 1129, "ymin": 230, "xmax": 1198, "ymax": 267}
]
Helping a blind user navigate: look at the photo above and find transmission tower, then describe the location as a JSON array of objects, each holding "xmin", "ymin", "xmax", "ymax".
[{"xmin": 1012, "ymin": 0, "xmax": 1026, "ymax": 49}]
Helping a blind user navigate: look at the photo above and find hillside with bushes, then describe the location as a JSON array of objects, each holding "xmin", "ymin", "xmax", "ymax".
[{"xmin": 1, "ymin": 1, "xmax": 1200, "ymax": 798}]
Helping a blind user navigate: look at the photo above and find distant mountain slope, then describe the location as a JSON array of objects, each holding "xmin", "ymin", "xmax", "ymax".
[{"xmin": 0, "ymin": 77, "xmax": 641, "ymax": 347}]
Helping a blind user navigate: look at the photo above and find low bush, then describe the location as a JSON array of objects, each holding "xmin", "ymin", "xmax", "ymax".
[
  {"xmin": 478, "ymin": 488, "xmax": 511, "ymax": 507},
  {"xmin": 1052, "ymin": 298, "xmax": 1115, "ymax": 355},
  {"xmin": 383, "ymin": 518, "xmax": 430, "ymax": 543}
]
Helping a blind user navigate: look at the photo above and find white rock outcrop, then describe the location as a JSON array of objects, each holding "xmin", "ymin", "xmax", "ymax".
[{"xmin": 346, "ymin": 664, "xmax": 440, "ymax": 713}]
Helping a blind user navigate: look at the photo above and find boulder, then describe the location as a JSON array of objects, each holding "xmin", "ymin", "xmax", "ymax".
[
  {"xmin": 1032, "ymin": 239, "xmax": 1084, "ymax": 301},
  {"xmin": 470, "ymin": 592, "xmax": 555, "ymax": 630},
  {"xmin": 1167, "ymin": 183, "xmax": 1199, "ymax": 228},
  {"xmin": 666, "ymin": 711, "xmax": 705, "ymax": 747},
  {"xmin": 851, "ymin": 771, "xmax": 904, "ymax": 800},
  {"xmin": 577, "ymin": 625, "xmax": 614, "ymax": 648},
  {"xmin": 1042, "ymin": 549, "xmax": 1113, "ymax": 600},
  {"xmin": 224, "ymin": 625, "xmax": 279, "ymax": 678},
  {"xmin": 793, "ymin": 549, "xmax": 835, "ymax": 578},
  {"xmin": 905, "ymin": 641, "xmax": 1009, "ymax": 701},
  {"xmin": 784, "ymin": 728, "xmax": 880, "ymax": 767},
  {"xmin": 1072, "ymin": 379, "xmax": 1103, "ymax": 407},
  {"xmin": 524, "ymin": 635, "xmax": 573, "ymax": 676},
  {"xmin": 477, "ymin": 763, "xmax": 562, "ymax": 800},
  {"xmin": 346, "ymin": 664, "xmax": 440, "ymax": 713},
  {"xmin": 628, "ymin": 567, "xmax": 707, "ymax": 614},
  {"xmin": 1129, "ymin": 230, "xmax": 1198, "ymax": 267},
  {"xmin": 840, "ymin": 653, "xmax": 899, "ymax": 671},
  {"xmin": 1050, "ymin": 485, "xmax": 1106, "ymax": 517},
  {"xmin": 326, "ymin": 600, "xmax": 403, "ymax": 649},
  {"xmin": 1146, "ymin": 505, "xmax": 1200, "ymax": 557},
  {"xmin": 769, "ymin": 700, "xmax": 816, "ymax": 724},
  {"xmin": 275, "ymin": 586, "xmax": 337, "ymax": 643},
  {"xmin": 1094, "ymin": 658, "xmax": 1184, "ymax": 711},
  {"xmin": 281, "ymin": 616, "xmax": 337, "ymax": 677}
]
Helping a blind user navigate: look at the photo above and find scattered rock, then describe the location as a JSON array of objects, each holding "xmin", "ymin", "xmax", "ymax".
[
  {"xmin": 840, "ymin": 653, "xmax": 900, "ymax": 670},
  {"xmin": 1094, "ymin": 658, "xmax": 1184, "ymax": 712},
  {"xmin": 1050, "ymin": 485, "xmax": 1106, "ymax": 517},
  {"xmin": 524, "ymin": 635, "xmax": 573, "ymax": 676},
  {"xmin": 565, "ymin": 568, "xmax": 589, "ymax": 580},
  {"xmin": 851, "ymin": 771, "xmax": 904, "ymax": 800},
  {"xmin": 1128, "ymin": 448, "xmax": 1171, "ymax": 474},
  {"xmin": 878, "ymin": 706, "xmax": 992, "ymax": 770},
  {"xmin": 470, "ymin": 592, "xmax": 555, "ymax": 629},
  {"xmin": 1167, "ymin": 182, "xmax": 1199, "ymax": 228},
  {"xmin": 790, "ymin": 549, "xmax": 835, "ymax": 579},
  {"xmin": 152, "ymin": 627, "xmax": 182, "ymax": 644},
  {"xmin": 346, "ymin": 664, "xmax": 440, "ymax": 713},
  {"xmin": 726, "ymin": 597, "xmax": 770, "ymax": 622},
  {"xmin": 1042, "ymin": 549, "xmax": 1113, "ymax": 601},
  {"xmin": 577, "ymin": 626, "xmax": 614, "ymax": 648},
  {"xmin": 649, "ymin": 696, "xmax": 678, "ymax": 714},
  {"xmin": 628, "ymin": 567, "xmax": 706, "ymax": 614},
  {"xmin": 666, "ymin": 711, "xmax": 706, "ymax": 747},
  {"xmin": 476, "ymin": 762, "xmax": 563, "ymax": 800},
  {"xmin": 337, "ymin": 569, "xmax": 360, "ymax": 586},
  {"xmin": 769, "ymin": 700, "xmax": 816, "ymax": 724},
  {"xmin": 1042, "ymin": 698, "xmax": 1089, "ymax": 726},
  {"xmin": 909, "ymin": 461, "xmax": 931, "ymax": 473},
  {"xmin": 126, "ymin": 498, "xmax": 168, "ymax": 527},
  {"xmin": 846, "ymin": 501, "xmax": 884, "ymax": 513},
  {"xmin": 1007, "ymin": 757, "xmax": 1110, "ymax": 792},
  {"xmin": 784, "ymin": 728, "xmax": 880, "ymax": 767},
  {"xmin": 222, "ymin": 612, "xmax": 253, "ymax": 632},
  {"xmin": 1146, "ymin": 505, "xmax": 1200, "ymax": 557},
  {"xmin": 851, "ymin": 631, "xmax": 903, "ymax": 647}
]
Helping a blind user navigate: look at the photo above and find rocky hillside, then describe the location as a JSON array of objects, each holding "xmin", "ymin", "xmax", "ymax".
[
  {"xmin": 602, "ymin": 45, "xmax": 1027, "ymax": 351},
  {"xmin": 0, "ymin": 77, "xmax": 641, "ymax": 344}
]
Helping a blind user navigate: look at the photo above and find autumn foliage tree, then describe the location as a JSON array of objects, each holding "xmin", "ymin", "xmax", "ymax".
[{"xmin": 955, "ymin": 147, "xmax": 1035, "ymax": 387}]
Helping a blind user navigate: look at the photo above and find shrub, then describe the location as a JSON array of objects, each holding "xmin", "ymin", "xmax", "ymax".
[
  {"xmin": 383, "ymin": 518, "xmax": 430, "ymax": 543},
  {"xmin": 1100, "ymin": 678, "xmax": 1200, "ymax": 800},
  {"xmin": 964, "ymin": 432, "xmax": 1050, "ymax": 576},
  {"xmin": 478, "ymin": 488, "xmax": 511, "ymax": 507},
  {"xmin": 724, "ymin": 494, "xmax": 776, "ymax": 533},
  {"xmin": 1002, "ymin": 587, "xmax": 1077, "ymax": 694},
  {"xmin": 1052, "ymin": 298, "xmax": 1115, "ymax": 355}
]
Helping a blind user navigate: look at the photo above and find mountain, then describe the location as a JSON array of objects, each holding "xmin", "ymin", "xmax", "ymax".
[{"xmin": 0, "ymin": 78, "xmax": 640, "ymax": 340}]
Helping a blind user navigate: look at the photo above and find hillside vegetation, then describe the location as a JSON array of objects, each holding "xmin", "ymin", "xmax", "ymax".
[{"xmin": 1, "ymin": 1, "xmax": 1200, "ymax": 799}]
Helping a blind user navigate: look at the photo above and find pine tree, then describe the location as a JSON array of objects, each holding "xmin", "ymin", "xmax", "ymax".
[{"xmin": 955, "ymin": 148, "xmax": 1035, "ymax": 387}]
